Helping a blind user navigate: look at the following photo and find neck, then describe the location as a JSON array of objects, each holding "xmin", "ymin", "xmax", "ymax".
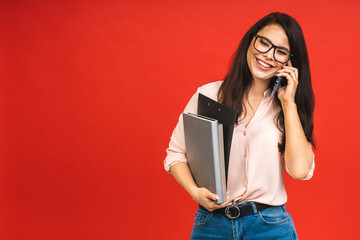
[{"xmin": 248, "ymin": 78, "xmax": 271, "ymax": 99}]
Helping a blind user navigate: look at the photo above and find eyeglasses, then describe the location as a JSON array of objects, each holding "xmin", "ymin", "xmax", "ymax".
[{"xmin": 253, "ymin": 35, "xmax": 292, "ymax": 64}]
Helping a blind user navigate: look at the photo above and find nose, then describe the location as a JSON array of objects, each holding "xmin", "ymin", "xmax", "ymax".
[{"xmin": 263, "ymin": 47, "xmax": 275, "ymax": 60}]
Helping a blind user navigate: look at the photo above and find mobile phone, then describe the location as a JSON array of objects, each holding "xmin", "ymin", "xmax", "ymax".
[{"xmin": 270, "ymin": 76, "xmax": 287, "ymax": 97}]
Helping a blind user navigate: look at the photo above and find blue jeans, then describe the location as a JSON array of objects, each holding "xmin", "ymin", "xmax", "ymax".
[{"xmin": 190, "ymin": 202, "xmax": 298, "ymax": 240}]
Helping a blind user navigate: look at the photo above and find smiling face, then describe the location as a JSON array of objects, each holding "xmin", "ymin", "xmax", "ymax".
[{"xmin": 247, "ymin": 24, "xmax": 290, "ymax": 83}]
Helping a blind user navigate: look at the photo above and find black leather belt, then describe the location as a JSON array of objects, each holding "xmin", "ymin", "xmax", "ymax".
[{"xmin": 199, "ymin": 203, "xmax": 274, "ymax": 220}]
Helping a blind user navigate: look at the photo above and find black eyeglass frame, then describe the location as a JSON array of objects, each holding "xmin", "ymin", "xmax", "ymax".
[{"xmin": 253, "ymin": 35, "xmax": 293, "ymax": 64}]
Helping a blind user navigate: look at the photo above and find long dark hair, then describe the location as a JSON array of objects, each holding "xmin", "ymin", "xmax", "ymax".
[{"xmin": 218, "ymin": 12, "xmax": 315, "ymax": 152}]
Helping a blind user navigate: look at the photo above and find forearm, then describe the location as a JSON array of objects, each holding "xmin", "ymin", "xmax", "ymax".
[
  {"xmin": 170, "ymin": 162, "xmax": 198, "ymax": 198},
  {"xmin": 282, "ymin": 102, "xmax": 314, "ymax": 179}
]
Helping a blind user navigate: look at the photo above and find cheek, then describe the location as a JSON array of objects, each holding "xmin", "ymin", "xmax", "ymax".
[
  {"xmin": 274, "ymin": 63, "xmax": 285, "ymax": 71},
  {"xmin": 247, "ymin": 47, "xmax": 258, "ymax": 66},
  {"xmin": 247, "ymin": 45, "xmax": 258, "ymax": 56}
]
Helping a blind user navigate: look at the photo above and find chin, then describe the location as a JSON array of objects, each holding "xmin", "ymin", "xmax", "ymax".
[
  {"xmin": 251, "ymin": 67, "xmax": 276, "ymax": 82},
  {"xmin": 255, "ymin": 77, "xmax": 273, "ymax": 83}
]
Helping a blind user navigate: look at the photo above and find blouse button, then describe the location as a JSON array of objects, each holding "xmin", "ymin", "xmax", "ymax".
[
  {"xmin": 243, "ymin": 131, "xmax": 247, "ymax": 136},
  {"xmin": 244, "ymin": 152, "xmax": 247, "ymax": 158}
]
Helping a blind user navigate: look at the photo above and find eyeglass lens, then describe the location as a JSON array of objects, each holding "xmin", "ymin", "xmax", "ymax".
[{"xmin": 254, "ymin": 37, "xmax": 290, "ymax": 63}]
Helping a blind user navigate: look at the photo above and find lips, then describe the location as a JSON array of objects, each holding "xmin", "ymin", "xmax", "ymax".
[{"xmin": 256, "ymin": 58, "xmax": 273, "ymax": 69}]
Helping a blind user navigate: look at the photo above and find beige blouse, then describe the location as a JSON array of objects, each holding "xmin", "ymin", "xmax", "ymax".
[{"xmin": 164, "ymin": 81, "xmax": 315, "ymax": 206}]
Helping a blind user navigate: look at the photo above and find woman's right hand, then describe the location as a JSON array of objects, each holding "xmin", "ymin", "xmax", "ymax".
[
  {"xmin": 169, "ymin": 163, "xmax": 230, "ymax": 212},
  {"xmin": 191, "ymin": 187, "xmax": 230, "ymax": 212}
]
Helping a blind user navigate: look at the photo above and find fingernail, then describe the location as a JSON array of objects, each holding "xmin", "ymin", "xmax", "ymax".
[{"xmin": 215, "ymin": 195, "xmax": 219, "ymax": 200}]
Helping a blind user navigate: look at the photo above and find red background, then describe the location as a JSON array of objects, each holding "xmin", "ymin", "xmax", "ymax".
[{"xmin": 1, "ymin": 0, "xmax": 359, "ymax": 239}]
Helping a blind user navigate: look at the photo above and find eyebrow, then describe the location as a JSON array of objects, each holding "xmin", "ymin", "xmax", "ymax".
[{"xmin": 258, "ymin": 35, "xmax": 290, "ymax": 52}]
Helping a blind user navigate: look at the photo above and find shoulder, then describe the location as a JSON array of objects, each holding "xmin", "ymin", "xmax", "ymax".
[
  {"xmin": 182, "ymin": 81, "xmax": 223, "ymax": 114},
  {"xmin": 197, "ymin": 80, "xmax": 223, "ymax": 102}
]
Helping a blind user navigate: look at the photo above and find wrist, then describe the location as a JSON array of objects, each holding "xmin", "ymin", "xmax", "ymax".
[
  {"xmin": 281, "ymin": 101, "xmax": 297, "ymax": 110},
  {"xmin": 188, "ymin": 185, "xmax": 199, "ymax": 199}
]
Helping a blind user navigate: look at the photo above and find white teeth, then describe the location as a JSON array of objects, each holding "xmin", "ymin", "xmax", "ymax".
[{"xmin": 257, "ymin": 59, "xmax": 271, "ymax": 68}]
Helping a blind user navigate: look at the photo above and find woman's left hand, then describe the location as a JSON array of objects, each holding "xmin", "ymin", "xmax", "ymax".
[{"xmin": 276, "ymin": 60, "xmax": 298, "ymax": 104}]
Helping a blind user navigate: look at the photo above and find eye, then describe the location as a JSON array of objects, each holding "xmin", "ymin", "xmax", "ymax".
[
  {"xmin": 260, "ymin": 39, "xmax": 269, "ymax": 47},
  {"xmin": 276, "ymin": 49, "xmax": 288, "ymax": 56}
]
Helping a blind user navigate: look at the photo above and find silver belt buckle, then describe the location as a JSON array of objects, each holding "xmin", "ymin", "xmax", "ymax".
[{"xmin": 225, "ymin": 205, "xmax": 241, "ymax": 219}]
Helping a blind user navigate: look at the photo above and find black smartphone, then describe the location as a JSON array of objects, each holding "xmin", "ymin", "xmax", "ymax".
[{"xmin": 270, "ymin": 76, "xmax": 287, "ymax": 97}]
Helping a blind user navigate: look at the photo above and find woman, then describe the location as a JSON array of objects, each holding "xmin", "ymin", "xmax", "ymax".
[{"xmin": 164, "ymin": 12, "xmax": 315, "ymax": 239}]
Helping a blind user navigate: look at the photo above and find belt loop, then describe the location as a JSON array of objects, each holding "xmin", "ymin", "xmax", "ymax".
[
  {"xmin": 250, "ymin": 202, "xmax": 258, "ymax": 216},
  {"xmin": 282, "ymin": 204, "xmax": 286, "ymax": 211}
]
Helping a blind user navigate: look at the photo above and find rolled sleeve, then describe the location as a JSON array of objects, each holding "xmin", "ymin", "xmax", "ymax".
[
  {"xmin": 285, "ymin": 143, "xmax": 315, "ymax": 180},
  {"xmin": 301, "ymin": 155, "xmax": 315, "ymax": 180},
  {"xmin": 163, "ymin": 90, "xmax": 199, "ymax": 173},
  {"xmin": 163, "ymin": 123, "xmax": 187, "ymax": 172}
]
